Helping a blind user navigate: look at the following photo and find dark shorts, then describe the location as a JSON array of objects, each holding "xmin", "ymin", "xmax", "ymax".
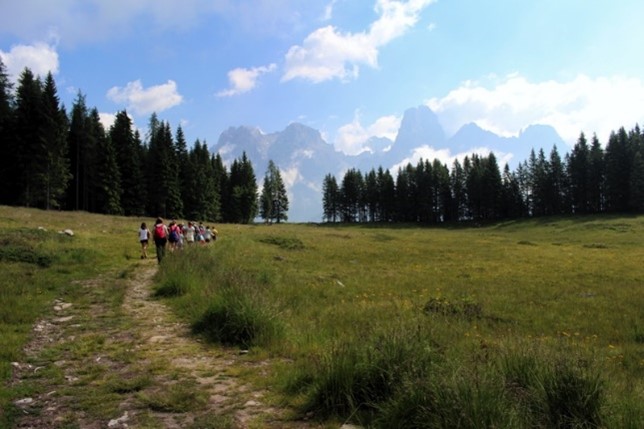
[{"xmin": 140, "ymin": 239, "xmax": 149, "ymax": 244}]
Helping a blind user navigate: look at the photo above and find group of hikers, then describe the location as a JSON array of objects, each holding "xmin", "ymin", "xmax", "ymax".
[{"xmin": 138, "ymin": 218, "xmax": 218, "ymax": 263}]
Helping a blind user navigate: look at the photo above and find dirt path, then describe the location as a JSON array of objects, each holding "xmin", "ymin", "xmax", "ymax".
[{"xmin": 11, "ymin": 261, "xmax": 321, "ymax": 428}]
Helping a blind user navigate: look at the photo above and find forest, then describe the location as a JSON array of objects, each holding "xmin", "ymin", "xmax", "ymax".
[
  {"xmin": 0, "ymin": 62, "xmax": 292, "ymax": 224},
  {"xmin": 322, "ymin": 126, "xmax": 644, "ymax": 223},
  {"xmin": 1, "ymin": 60, "xmax": 642, "ymax": 225}
]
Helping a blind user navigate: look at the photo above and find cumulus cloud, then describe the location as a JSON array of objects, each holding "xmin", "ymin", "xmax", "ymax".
[
  {"xmin": 217, "ymin": 64, "xmax": 277, "ymax": 97},
  {"xmin": 283, "ymin": 0, "xmax": 435, "ymax": 83},
  {"xmin": 98, "ymin": 112, "xmax": 117, "ymax": 130},
  {"xmin": 107, "ymin": 80, "xmax": 183, "ymax": 115},
  {"xmin": 0, "ymin": 42, "xmax": 59, "ymax": 81},
  {"xmin": 334, "ymin": 112, "xmax": 401, "ymax": 155},
  {"xmin": 426, "ymin": 73, "xmax": 644, "ymax": 144}
]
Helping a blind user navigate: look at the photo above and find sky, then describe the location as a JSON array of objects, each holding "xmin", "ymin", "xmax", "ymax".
[{"xmin": 2, "ymin": 0, "xmax": 644, "ymax": 160}]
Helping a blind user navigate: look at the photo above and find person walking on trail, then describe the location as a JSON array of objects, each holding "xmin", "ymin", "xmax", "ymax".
[
  {"xmin": 183, "ymin": 221, "xmax": 196, "ymax": 245},
  {"xmin": 167, "ymin": 220, "xmax": 180, "ymax": 251},
  {"xmin": 152, "ymin": 217, "xmax": 169, "ymax": 264},
  {"xmin": 139, "ymin": 222, "xmax": 150, "ymax": 259}
]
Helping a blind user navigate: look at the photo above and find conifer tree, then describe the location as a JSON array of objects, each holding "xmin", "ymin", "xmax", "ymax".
[
  {"xmin": 147, "ymin": 120, "xmax": 183, "ymax": 219},
  {"xmin": 227, "ymin": 152, "xmax": 258, "ymax": 223},
  {"xmin": 376, "ymin": 167, "xmax": 396, "ymax": 222},
  {"xmin": 259, "ymin": 160, "xmax": 289, "ymax": 223},
  {"xmin": 110, "ymin": 110, "xmax": 145, "ymax": 215},
  {"xmin": 13, "ymin": 68, "xmax": 45, "ymax": 207},
  {"xmin": 0, "ymin": 58, "xmax": 14, "ymax": 204},
  {"xmin": 587, "ymin": 134, "xmax": 604, "ymax": 213},
  {"xmin": 322, "ymin": 173, "xmax": 340, "ymax": 223},
  {"xmin": 66, "ymin": 92, "xmax": 97, "ymax": 211},
  {"xmin": 211, "ymin": 153, "xmax": 227, "ymax": 222},
  {"xmin": 91, "ymin": 109, "xmax": 122, "ymax": 214},
  {"xmin": 604, "ymin": 128, "xmax": 631, "ymax": 212},
  {"xmin": 40, "ymin": 72, "xmax": 71, "ymax": 209}
]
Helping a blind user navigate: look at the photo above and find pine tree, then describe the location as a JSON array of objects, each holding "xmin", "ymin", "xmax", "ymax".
[
  {"xmin": 604, "ymin": 128, "xmax": 631, "ymax": 212},
  {"xmin": 376, "ymin": 167, "xmax": 396, "ymax": 222},
  {"xmin": 322, "ymin": 173, "xmax": 340, "ymax": 223},
  {"xmin": 13, "ymin": 68, "xmax": 45, "ymax": 207},
  {"xmin": 588, "ymin": 134, "xmax": 604, "ymax": 213},
  {"xmin": 259, "ymin": 160, "xmax": 289, "ymax": 223},
  {"xmin": 66, "ymin": 92, "xmax": 97, "ymax": 211},
  {"xmin": 568, "ymin": 133, "xmax": 590, "ymax": 213},
  {"xmin": 91, "ymin": 109, "xmax": 122, "ymax": 214},
  {"xmin": 110, "ymin": 110, "xmax": 145, "ymax": 215},
  {"xmin": 147, "ymin": 120, "xmax": 183, "ymax": 219},
  {"xmin": 0, "ymin": 58, "xmax": 15, "ymax": 204},
  {"xmin": 227, "ymin": 152, "xmax": 258, "ymax": 223},
  {"xmin": 211, "ymin": 153, "xmax": 227, "ymax": 222},
  {"xmin": 450, "ymin": 159, "xmax": 467, "ymax": 221},
  {"xmin": 39, "ymin": 72, "xmax": 71, "ymax": 209},
  {"xmin": 340, "ymin": 168, "xmax": 364, "ymax": 222}
]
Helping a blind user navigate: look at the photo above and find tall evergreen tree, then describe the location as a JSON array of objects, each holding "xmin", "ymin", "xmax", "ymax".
[
  {"xmin": 227, "ymin": 152, "xmax": 258, "ymax": 223},
  {"xmin": 587, "ymin": 134, "xmax": 605, "ymax": 213},
  {"xmin": 211, "ymin": 153, "xmax": 227, "ymax": 222},
  {"xmin": 322, "ymin": 173, "xmax": 340, "ymax": 223},
  {"xmin": 604, "ymin": 128, "xmax": 631, "ymax": 212},
  {"xmin": 66, "ymin": 92, "xmax": 96, "ymax": 211},
  {"xmin": 91, "ymin": 109, "xmax": 122, "ymax": 214},
  {"xmin": 13, "ymin": 68, "xmax": 45, "ymax": 207},
  {"xmin": 39, "ymin": 72, "xmax": 71, "ymax": 209},
  {"xmin": 147, "ymin": 120, "xmax": 183, "ymax": 218},
  {"xmin": 450, "ymin": 159, "xmax": 467, "ymax": 221},
  {"xmin": 0, "ymin": 58, "xmax": 15, "ymax": 204},
  {"xmin": 110, "ymin": 110, "xmax": 145, "ymax": 215},
  {"xmin": 376, "ymin": 167, "xmax": 396, "ymax": 222},
  {"xmin": 340, "ymin": 168, "xmax": 364, "ymax": 222},
  {"xmin": 568, "ymin": 133, "xmax": 590, "ymax": 213},
  {"xmin": 259, "ymin": 160, "xmax": 289, "ymax": 223}
]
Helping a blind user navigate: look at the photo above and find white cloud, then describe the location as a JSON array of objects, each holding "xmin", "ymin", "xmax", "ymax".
[
  {"xmin": 107, "ymin": 80, "xmax": 183, "ymax": 115},
  {"xmin": 283, "ymin": 0, "xmax": 435, "ymax": 83},
  {"xmin": 426, "ymin": 74, "xmax": 644, "ymax": 144},
  {"xmin": 0, "ymin": 42, "xmax": 59, "ymax": 82},
  {"xmin": 98, "ymin": 112, "xmax": 117, "ymax": 130},
  {"xmin": 217, "ymin": 63, "xmax": 277, "ymax": 97},
  {"xmin": 334, "ymin": 112, "xmax": 401, "ymax": 155}
]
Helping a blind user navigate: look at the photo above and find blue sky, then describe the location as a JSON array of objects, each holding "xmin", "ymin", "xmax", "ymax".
[{"xmin": 2, "ymin": 0, "xmax": 644, "ymax": 160}]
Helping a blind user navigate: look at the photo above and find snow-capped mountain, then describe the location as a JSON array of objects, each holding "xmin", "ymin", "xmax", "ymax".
[{"xmin": 210, "ymin": 105, "xmax": 565, "ymax": 222}]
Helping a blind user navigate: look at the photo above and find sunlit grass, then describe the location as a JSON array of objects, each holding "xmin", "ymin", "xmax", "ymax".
[{"xmin": 156, "ymin": 215, "xmax": 644, "ymax": 427}]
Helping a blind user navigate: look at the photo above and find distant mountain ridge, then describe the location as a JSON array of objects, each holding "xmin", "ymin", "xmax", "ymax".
[{"xmin": 211, "ymin": 105, "xmax": 565, "ymax": 222}]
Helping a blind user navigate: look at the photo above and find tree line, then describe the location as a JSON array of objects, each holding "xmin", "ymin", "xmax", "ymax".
[
  {"xmin": 0, "ymin": 63, "xmax": 289, "ymax": 224},
  {"xmin": 322, "ymin": 129, "xmax": 644, "ymax": 223}
]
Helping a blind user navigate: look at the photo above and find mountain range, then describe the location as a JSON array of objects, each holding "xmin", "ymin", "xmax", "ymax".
[{"xmin": 210, "ymin": 105, "xmax": 565, "ymax": 222}]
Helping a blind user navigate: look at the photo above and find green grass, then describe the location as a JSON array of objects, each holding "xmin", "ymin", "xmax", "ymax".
[
  {"xmin": 155, "ymin": 215, "xmax": 644, "ymax": 427},
  {"xmin": 1, "ymin": 207, "xmax": 643, "ymax": 427}
]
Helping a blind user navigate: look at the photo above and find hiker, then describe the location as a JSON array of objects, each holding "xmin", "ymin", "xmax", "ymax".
[
  {"xmin": 183, "ymin": 221, "xmax": 196, "ymax": 245},
  {"xmin": 167, "ymin": 220, "xmax": 181, "ymax": 251},
  {"xmin": 203, "ymin": 226, "xmax": 212, "ymax": 243},
  {"xmin": 152, "ymin": 217, "xmax": 169, "ymax": 264},
  {"xmin": 139, "ymin": 222, "xmax": 150, "ymax": 259}
]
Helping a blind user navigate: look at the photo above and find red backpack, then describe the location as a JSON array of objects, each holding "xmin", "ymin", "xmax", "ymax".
[{"xmin": 154, "ymin": 223, "xmax": 166, "ymax": 239}]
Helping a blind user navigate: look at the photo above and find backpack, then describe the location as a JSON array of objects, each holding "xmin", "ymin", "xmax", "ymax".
[
  {"xmin": 154, "ymin": 223, "xmax": 166, "ymax": 239},
  {"xmin": 169, "ymin": 226, "xmax": 180, "ymax": 242}
]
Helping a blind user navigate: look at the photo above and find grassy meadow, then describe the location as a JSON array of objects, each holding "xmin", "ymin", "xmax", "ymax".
[{"xmin": 1, "ymin": 205, "xmax": 643, "ymax": 427}]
